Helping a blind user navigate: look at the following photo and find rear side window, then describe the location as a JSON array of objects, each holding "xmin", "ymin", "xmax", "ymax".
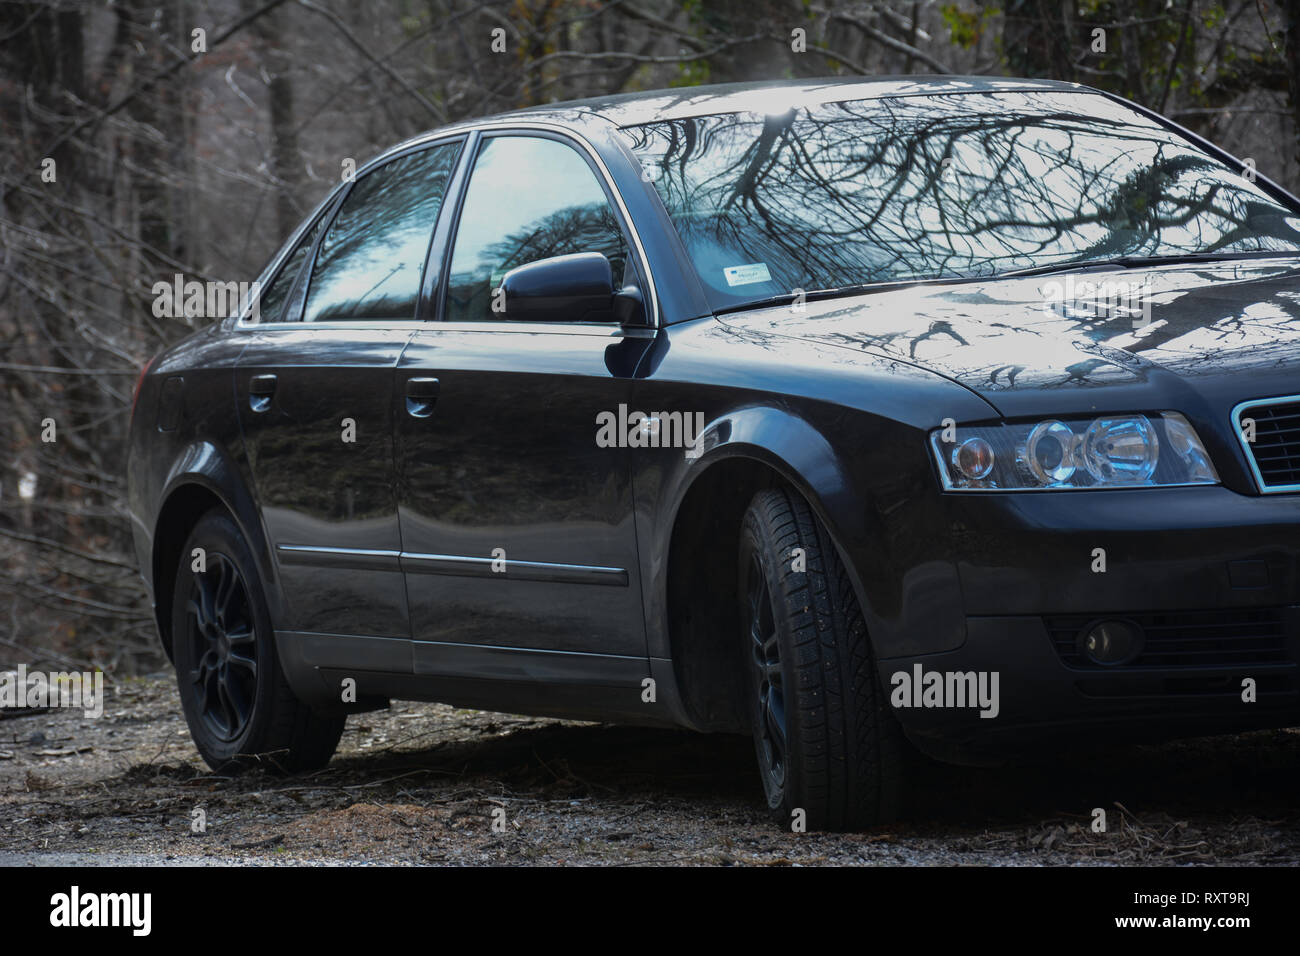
[
  {"xmin": 253, "ymin": 215, "xmax": 325, "ymax": 324},
  {"xmin": 443, "ymin": 135, "xmax": 629, "ymax": 322},
  {"xmin": 302, "ymin": 141, "xmax": 460, "ymax": 322}
]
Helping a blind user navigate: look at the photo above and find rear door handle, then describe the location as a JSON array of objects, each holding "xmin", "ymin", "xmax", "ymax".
[
  {"xmin": 405, "ymin": 377, "xmax": 440, "ymax": 418},
  {"xmin": 249, "ymin": 374, "xmax": 277, "ymax": 412}
]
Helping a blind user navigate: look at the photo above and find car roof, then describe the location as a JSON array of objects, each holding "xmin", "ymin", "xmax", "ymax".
[
  {"xmin": 372, "ymin": 76, "xmax": 1097, "ymax": 171},
  {"xmin": 474, "ymin": 75, "xmax": 1091, "ymax": 128}
]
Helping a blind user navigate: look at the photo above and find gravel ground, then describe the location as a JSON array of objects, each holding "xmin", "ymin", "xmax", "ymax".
[{"xmin": 1, "ymin": 675, "xmax": 1297, "ymax": 866}]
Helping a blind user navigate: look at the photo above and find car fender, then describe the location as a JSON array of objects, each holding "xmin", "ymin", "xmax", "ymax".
[
  {"xmin": 153, "ymin": 439, "xmax": 284, "ymax": 630},
  {"xmin": 653, "ymin": 404, "xmax": 880, "ymax": 636}
]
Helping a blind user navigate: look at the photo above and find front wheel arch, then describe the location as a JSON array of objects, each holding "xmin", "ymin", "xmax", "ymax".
[{"xmin": 663, "ymin": 447, "xmax": 883, "ymax": 735}]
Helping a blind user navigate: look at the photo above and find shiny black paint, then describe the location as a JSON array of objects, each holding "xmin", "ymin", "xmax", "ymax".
[
  {"xmin": 236, "ymin": 326, "xmax": 411, "ymax": 641},
  {"xmin": 500, "ymin": 252, "xmax": 615, "ymax": 323},
  {"xmin": 128, "ymin": 78, "xmax": 1300, "ymax": 760},
  {"xmin": 394, "ymin": 325, "xmax": 653, "ymax": 665}
]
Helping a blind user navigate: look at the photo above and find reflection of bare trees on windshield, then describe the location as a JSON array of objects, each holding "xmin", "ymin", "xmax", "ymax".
[{"xmin": 625, "ymin": 91, "xmax": 1300, "ymax": 301}]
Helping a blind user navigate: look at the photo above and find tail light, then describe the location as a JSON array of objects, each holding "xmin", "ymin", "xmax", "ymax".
[{"xmin": 131, "ymin": 356, "xmax": 155, "ymax": 418}]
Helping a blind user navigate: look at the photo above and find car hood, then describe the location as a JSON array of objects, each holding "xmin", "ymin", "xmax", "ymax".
[{"xmin": 718, "ymin": 256, "xmax": 1300, "ymax": 419}]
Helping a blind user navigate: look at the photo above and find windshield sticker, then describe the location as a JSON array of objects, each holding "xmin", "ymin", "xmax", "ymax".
[{"xmin": 723, "ymin": 262, "xmax": 772, "ymax": 287}]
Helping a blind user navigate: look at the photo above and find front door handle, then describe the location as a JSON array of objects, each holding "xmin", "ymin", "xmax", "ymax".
[
  {"xmin": 405, "ymin": 377, "xmax": 440, "ymax": 418},
  {"xmin": 249, "ymin": 374, "xmax": 277, "ymax": 412}
]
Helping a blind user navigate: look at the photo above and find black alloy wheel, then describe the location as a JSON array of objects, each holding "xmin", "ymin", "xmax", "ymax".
[
  {"xmin": 184, "ymin": 551, "xmax": 258, "ymax": 742},
  {"xmin": 172, "ymin": 509, "xmax": 345, "ymax": 772}
]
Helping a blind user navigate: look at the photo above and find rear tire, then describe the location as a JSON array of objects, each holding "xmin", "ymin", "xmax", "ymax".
[
  {"xmin": 171, "ymin": 509, "xmax": 344, "ymax": 773},
  {"xmin": 738, "ymin": 487, "xmax": 905, "ymax": 830}
]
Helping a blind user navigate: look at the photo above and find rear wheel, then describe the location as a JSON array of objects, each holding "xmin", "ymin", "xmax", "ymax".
[
  {"xmin": 172, "ymin": 509, "xmax": 344, "ymax": 772},
  {"xmin": 738, "ymin": 487, "xmax": 905, "ymax": 830}
]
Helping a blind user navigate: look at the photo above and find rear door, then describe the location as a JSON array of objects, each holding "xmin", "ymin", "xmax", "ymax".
[
  {"xmin": 236, "ymin": 138, "xmax": 463, "ymax": 676},
  {"xmin": 395, "ymin": 131, "xmax": 655, "ymax": 709}
]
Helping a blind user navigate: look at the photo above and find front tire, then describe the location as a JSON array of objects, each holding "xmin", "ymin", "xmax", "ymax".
[
  {"xmin": 738, "ymin": 487, "xmax": 905, "ymax": 830},
  {"xmin": 171, "ymin": 509, "xmax": 344, "ymax": 772}
]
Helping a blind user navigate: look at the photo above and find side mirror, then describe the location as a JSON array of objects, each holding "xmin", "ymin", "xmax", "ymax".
[
  {"xmin": 499, "ymin": 252, "xmax": 614, "ymax": 323},
  {"xmin": 613, "ymin": 284, "xmax": 646, "ymax": 326}
]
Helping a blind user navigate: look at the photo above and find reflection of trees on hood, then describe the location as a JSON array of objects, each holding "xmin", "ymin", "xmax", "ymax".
[
  {"xmin": 808, "ymin": 263, "xmax": 1300, "ymax": 388},
  {"xmin": 627, "ymin": 92, "xmax": 1300, "ymax": 292},
  {"xmin": 1118, "ymin": 270, "xmax": 1300, "ymax": 374}
]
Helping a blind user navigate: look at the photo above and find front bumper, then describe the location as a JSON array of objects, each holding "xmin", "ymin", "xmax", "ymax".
[{"xmin": 882, "ymin": 485, "xmax": 1300, "ymax": 761}]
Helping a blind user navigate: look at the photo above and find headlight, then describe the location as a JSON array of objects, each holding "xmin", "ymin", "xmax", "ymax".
[{"xmin": 930, "ymin": 412, "xmax": 1218, "ymax": 491}]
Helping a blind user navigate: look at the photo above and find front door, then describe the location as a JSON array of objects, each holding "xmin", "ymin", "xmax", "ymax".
[{"xmin": 395, "ymin": 132, "xmax": 654, "ymax": 703}]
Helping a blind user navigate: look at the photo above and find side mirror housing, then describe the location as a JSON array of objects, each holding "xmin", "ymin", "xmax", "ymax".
[
  {"xmin": 499, "ymin": 252, "xmax": 614, "ymax": 323},
  {"xmin": 613, "ymin": 284, "xmax": 646, "ymax": 326}
]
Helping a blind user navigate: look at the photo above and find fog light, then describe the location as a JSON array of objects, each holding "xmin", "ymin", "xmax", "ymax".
[{"xmin": 1079, "ymin": 619, "xmax": 1144, "ymax": 665}]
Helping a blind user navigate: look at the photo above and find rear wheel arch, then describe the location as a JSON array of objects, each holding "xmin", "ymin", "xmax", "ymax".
[{"xmin": 151, "ymin": 480, "xmax": 275, "ymax": 660}]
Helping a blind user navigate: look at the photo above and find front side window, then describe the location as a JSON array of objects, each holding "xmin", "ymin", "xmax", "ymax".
[
  {"xmin": 443, "ymin": 135, "xmax": 629, "ymax": 322},
  {"xmin": 623, "ymin": 90, "xmax": 1300, "ymax": 311},
  {"xmin": 302, "ymin": 141, "xmax": 460, "ymax": 322}
]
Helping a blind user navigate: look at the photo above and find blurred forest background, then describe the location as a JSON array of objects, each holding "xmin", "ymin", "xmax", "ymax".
[{"xmin": 3, "ymin": 0, "xmax": 1300, "ymax": 673}]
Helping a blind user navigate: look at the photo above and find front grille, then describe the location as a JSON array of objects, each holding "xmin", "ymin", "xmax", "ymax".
[
  {"xmin": 1236, "ymin": 397, "xmax": 1300, "ymax": 491},
  {"xmin": 1046, "ymin": 607, "xmax": 1291, "ymax": 669}
]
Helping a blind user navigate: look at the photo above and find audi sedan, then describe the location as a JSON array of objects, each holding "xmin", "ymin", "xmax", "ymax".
[{"xmin": 129, "ymin": 77, "xmax": 1300, "ymax": 830}]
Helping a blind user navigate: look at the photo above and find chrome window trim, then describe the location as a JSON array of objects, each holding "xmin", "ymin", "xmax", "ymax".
[
  {"xmin": 238, "ymin": 319, "xmax": 652, "ymax": 338},
  {"xmin": 1232, "ymin": 395, "xmax": 1300, "ymax": 494},
  {"xmin": 428, "ymin": 320, "xmax": 655, "ymax": 337},
  {"xmin": 237, "ymin": 120, "xmax": 660, "ymax": 331},
  {"xmin": 241, "ymin": 320, "xmax": 426, "ymax": 332}
]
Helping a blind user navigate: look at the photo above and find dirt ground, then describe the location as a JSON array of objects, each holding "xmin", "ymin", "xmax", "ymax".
[{"xmin": 0, "ymin": 675, "xmax": 1297, "ymax": 866}]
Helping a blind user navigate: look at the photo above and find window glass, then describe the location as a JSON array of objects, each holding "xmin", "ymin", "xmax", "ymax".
[
  {"xmin": 623, "ymin": 90, "xmax": 1300, "ymax": 312},
  {"xmin": 303, "ymin": 141, "xmax": 459, "ymax": 322},
  {"xmin": 252, "ymin": 214, "xmax": 325, "ymax": 323},
  {"xmin": 444, "ymin": 135, "xmax": 629, "ymax": 322}
]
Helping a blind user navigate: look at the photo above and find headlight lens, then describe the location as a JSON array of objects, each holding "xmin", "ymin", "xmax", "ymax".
[
  {"xmin": 930, "ymin": 412, "xmax": 1218, "ymax": 490},
  {"xmin": 1082, "ymin": 416, "xmax": 1159, "ymax": 484},
  {"xmin": 1024, "ymin": 420, "xmax": 1077, "ymax": 485}
]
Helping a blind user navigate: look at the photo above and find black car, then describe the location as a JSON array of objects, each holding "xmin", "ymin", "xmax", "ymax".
[{"xmin": 129, "ymin": 77, "xmax": 1300, "ymax": 830}]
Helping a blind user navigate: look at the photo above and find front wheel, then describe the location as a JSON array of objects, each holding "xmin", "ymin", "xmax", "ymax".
[
  {"xmin": 738, "ymin": 487, "xmax": 905, "ymax": 830},
  {"xmin": 171, "ymin": 509, "xmax": 344, "ymax": 772}
]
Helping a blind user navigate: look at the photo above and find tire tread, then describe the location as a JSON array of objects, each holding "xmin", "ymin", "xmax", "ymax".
[{"xmin": 741, "ymin": 487, "xmax": 905, "ymax": 829}]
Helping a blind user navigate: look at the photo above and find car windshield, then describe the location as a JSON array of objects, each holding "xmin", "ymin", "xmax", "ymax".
[{"xmin": 621, "ymin": 90, "xmax": 1300, "ymax": 310}]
